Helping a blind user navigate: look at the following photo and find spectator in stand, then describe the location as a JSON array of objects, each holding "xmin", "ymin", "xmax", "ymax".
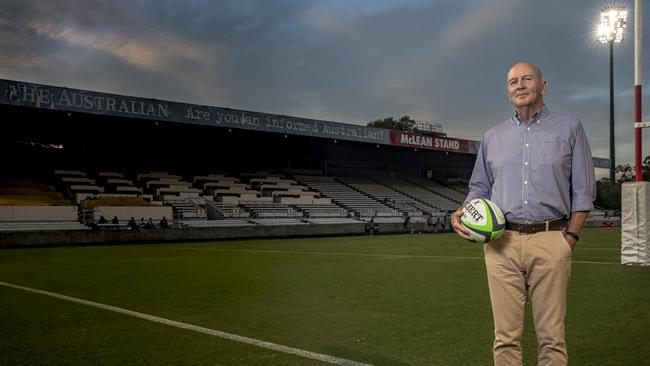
[
  {"xmin": 128, "ymin": 217, "xmax": 138, "ymax": 230},
  {"xmin": 160, "ymin": 216, "xmax": 169, "ymax": 228},
  {"xmin": 402, "ymin": 213, "xmax": 411, "ymax": 233},
  {"xmin": 444, "ymin": 211, "xmax": 453, "ymax": 232},
  {"xmin": 97, "ymin": 216, "xmax": 108, "ymax": 224},
  {"xmin": 145, "ymin": 218, "xmax": 155, "ymax": 229},
  {"xmin": 111, "ymin": 216, "xmax": 119, "ymax": 225},
  {"xmin": 139, "ymin": 217, "xmax": 146, "ymax": 228}
]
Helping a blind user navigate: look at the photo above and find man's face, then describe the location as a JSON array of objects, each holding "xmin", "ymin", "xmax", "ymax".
[{"xmin": 506, "ymin": 63, "xmax": 546, "ymax": 109}]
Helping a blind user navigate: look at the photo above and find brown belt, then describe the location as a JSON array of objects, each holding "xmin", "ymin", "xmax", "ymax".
[{"xmin": 505, "ymin": 218, "xmax": 568, "ymax": 234}]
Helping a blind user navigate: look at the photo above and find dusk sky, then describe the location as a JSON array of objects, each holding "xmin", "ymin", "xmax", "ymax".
[{"xmin": 2, "ymin": 0, "xmax": 650, "ymax": 177}]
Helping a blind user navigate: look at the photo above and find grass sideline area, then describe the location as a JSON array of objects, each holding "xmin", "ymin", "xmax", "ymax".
[{"xmin": 0, "ymin": 228, "xmax": 648, "ymax": 365}]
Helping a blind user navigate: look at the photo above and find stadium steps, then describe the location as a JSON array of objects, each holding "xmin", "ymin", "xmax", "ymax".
[
  {"xmin": 333, "ymin": 178, "xmax": 399, "ymax": 217},
  {"xmin": 369, "ymin": 177, "xmax": 439, "ymax": 215},
  {"xmin": 0, "ymin": 221, "xmax": 90, "ymax": 232},
  {"xmin": 402, "ymin": 178, "xmax": 462, "ymax": 210}
]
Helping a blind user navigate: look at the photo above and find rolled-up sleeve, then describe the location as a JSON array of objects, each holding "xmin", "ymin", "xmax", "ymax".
[
  {"xmin": 466, "ymin": 136, "xmax": 492, "ymax": 202},
  {"xmin": 570, "ymin": 123, "xmax": 596, "ymax": 212}
]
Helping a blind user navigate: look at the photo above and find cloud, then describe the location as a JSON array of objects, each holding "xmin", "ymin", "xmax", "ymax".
[{"xmin": 1, "ymin": 0, "xmax": 649, "ymax": 166}]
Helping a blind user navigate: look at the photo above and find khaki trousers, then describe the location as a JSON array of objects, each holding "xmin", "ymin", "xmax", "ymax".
[{"xmin": 484, "ymin": 230, "xmax": 572, "ymax": 366}]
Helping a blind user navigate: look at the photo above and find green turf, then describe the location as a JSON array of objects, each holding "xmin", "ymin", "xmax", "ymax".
[{"xmin": 0, "ymin": 228, "xmax": 647, "ymax": 365}]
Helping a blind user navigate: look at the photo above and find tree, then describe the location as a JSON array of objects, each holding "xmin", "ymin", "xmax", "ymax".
[
  {"xmin": 367, "ymin": 115, "xmax": 416, "ymax": 131},
  {"xmin": 594, "ymin": 155, "xmax": 650, "ymax": 209},
  {"xmin": 615, "ymin": 156, "xmax": 650, "ymax": 182},
  {"xmin": 616, "ymin": 163, "xmax": 635, "ymax": 182},
  {"xmin": 594, "ymin": 179, "xmax": 620, "ymax": 209}
]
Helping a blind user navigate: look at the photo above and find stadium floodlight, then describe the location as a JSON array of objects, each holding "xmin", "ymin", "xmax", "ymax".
[
  {"xmin": 598, "ymin": 7, "xmax": 627, "ymax": 44},
  {"xmin": 597, "ymin": 6, "xmax": 627, "ymax": 184}
]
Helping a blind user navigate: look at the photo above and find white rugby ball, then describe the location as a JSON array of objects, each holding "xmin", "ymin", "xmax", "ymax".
[{"xmin": 460, "ymin": 198, "xmax": 506, "ymax": 243}]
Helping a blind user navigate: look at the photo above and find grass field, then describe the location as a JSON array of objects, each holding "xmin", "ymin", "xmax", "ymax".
[{"xmin": 1, "ymin": 228, "xmax": 648, "ymax": 365}]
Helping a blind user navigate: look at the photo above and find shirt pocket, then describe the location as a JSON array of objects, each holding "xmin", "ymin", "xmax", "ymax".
[{"xmin": 537, "ymin": 139, "xmax": 571, "ymax": 170}]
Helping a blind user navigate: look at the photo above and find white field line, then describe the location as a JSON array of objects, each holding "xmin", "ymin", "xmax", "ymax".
[
  {"xmin": 0, "ymin": 281, "xmax": 373, "ymax": 366},
  {"xmin": 171, "ymin": 247, "xmax": 620, "ymax": 265},
  {"xmin": 172, "ymin": 247, "xmax": 483, "ymax": 261},
  {"xmin": 577, "ymin": 247, "xmax": 620, "ymax": 251}
]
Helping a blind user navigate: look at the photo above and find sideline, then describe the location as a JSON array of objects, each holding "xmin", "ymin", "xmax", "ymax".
[
  {"xmin": 172, "ymin": 247, "xmax": 619, "ymax": 265},
  {"xmin": 0, "ymin": 281, "xmax": 374, "ymax": 366}
]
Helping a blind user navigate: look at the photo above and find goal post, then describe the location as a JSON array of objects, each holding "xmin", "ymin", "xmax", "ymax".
[
  {"xmin": 621, "ymin": 0, "xmax": 649, "ymax": 265},
  {"xmin": 621, "ymin": 182, "xmax": 650, "ymax": 265}
]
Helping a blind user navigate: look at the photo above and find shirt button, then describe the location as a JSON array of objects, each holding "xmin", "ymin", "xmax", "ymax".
[
  {"xmin": 524, "ymin": 200, "xmax": 528, "ymax": 204},
  {"xmin": 527, "ymin": 127, "xmax": 530, "ymax": 131},
  {"xmin": 524, "ymin": 181, "xmax": 528, "ymax": 184},
  {"xmin": 525, "ymin": 143, "xmax": 529, "ymax": 147},
  {"xmin": 525, "ymin": 161, "xmax": 528, "ymax": 165}
]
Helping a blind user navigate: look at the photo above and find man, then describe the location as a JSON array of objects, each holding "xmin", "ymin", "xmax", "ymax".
[{"xmin": 451, "ymin": 62, "xmax": 596, "ymax": 365}]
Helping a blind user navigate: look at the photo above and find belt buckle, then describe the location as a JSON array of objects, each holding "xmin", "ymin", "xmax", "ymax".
[{"xmin": 520, "ymin": 224, "xmax": 535, "ymax": 234}]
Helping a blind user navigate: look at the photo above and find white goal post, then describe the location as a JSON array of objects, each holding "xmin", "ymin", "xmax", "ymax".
[{"xmin": 621, "ymin": 182, "xmax": 650, "ymax": 265}]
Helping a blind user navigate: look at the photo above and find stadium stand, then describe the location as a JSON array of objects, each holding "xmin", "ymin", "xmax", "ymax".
[
  {"xmin": 2, "ymin": 164, "xmax": 464, "ymax": 235},
  {"xmin": 294, "ymin": 175, "xmax": 398, "ymax": 218},
  {"xmin": 407, "ymin": 178, "xmax": 465, "ymax": 205},
  {"xmin": 55, "ymin": 170, "xmax": 104, "ymax": 204},
  {"xmin": 205, "ymin": 202, "xmax": 250, "ymax": 220},
  {"xmin": 339, "ymin": 177, "xmax": 425, "ymax": 215},
  {"xmin": 182, "ymin": 218, "xmax": 255, "ymax": 228},
  {"xmin": 164, "ymin": 197, "xmax": 207, "ymax": 221},
  {"xmin": 82, "ymin": 196, "xmax": 173, "ymax": 225},
  {"xmin": 374, "ymin": 177, "xmax": 461, "ymax": 211},
  {"xmin": 0, "ymin": 179, "xmax": 88, "ymax": 231}
]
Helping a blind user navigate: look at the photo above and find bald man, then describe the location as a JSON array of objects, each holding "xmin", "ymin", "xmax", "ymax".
[{"xmin": 451, "ymin": 62, "xmax": 596, "ymax": 365}]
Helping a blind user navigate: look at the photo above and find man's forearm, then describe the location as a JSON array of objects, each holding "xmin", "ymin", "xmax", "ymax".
[{"xmin": 566, "ymin": 211, "xmax": 590, "ymax": 234}]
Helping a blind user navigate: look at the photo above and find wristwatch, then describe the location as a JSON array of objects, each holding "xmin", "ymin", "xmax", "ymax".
[{"xmin": 564, "ymin": 231, "xmax": 579, "ymax": 242}]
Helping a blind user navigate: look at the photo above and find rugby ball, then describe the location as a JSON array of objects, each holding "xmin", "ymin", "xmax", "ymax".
[{"xmin": 460, "ymin": 198, "xmax": 506, "ymax": 243}]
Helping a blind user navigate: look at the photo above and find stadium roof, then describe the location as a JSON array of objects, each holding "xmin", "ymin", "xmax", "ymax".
[{"xmin": 1, "ymin": 79, "xmax": 480, "ymax": 155}]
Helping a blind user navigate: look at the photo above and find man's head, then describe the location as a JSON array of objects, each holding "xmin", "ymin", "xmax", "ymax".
[{"xmin": 507, "ymin": 62, "xmax": 546, "ymax": 110}]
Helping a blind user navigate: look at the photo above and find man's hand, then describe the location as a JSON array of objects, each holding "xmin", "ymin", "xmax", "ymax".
[
  {"xmin": 450, "ymin": 204, "xmax": 473, "ymax": 241},
  {"xmin": 563, "ymin": 234, "xmax": 577, "ymax": 251}
]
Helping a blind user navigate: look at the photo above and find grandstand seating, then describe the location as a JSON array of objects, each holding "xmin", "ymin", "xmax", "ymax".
[
  {"xmin": 0, "ymin": 179, "xmax": 82, "ymax": 229},
  {"xmin": 213, "ymin": 185, "xmax": 265, "ymax": 204},
  {"xmin": 205, "ymin": 202, "xmax": 250, "ymax": 219},
  {"xmin": 96, "ymin": 172, "xmax": 144, "ymax": 195},
  {"xmin": 165, "ymin": 197, "xmax": 207, "ymax": 220},
  {"xmin": 0, "ymin": 180, "xmax": 71, "ymax": 206},
  {"xmin": 372, "ymin": 177, "xmax": 460, "ymax": 211},
  {"xmin": 0, "ymin": 220, "xmax": 90, "ymax": 232},
  {"xmin": 1, "ymin": 166, "xmax": 464, "ymax": 232},
  {"xmin": 407, "ymin": 178, "xmax": 465, "ymax": 204},
  {"xmin": 371, "ymin": 177, "xmax": 446, "ymax": 212},
  {"xmin": 250, "ymin": 217, "xmax": 307, "ymax": 226},
  {"xmin": 240, "ymin": 202, "xmax": 302, "ymax": 218},
  {"xmin": 294, "ymin": 175, "xmax": 398, "ymax": 217},
  {"xmin": 447, "ymin": 180, "xmax": 470, "ymax": 195},
  {"xmin": 136, "ymin": 172, "xmax": 203, "ymax": 203},
  {"xmin": 182, "ymin": 218, "xmax": 255, "ymax": 228},
  {"xmin": 305, "ymin": 217, "xmax": 359, "ymax": 224},
  {"xmin": 338, "ymin": 177, "xmax": 424, "ymax": 217},
  {"xmin": 293, "ymin": 204, "xmax": 347, "ymax": 218}
]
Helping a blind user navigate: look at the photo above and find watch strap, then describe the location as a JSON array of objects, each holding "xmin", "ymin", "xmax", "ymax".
[{"xmin": 564, "ymin": 231, "xmax": 580, "ymax": 241}]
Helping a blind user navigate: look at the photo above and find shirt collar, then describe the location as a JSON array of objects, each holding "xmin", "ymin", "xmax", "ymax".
[{"xmin": 513, "ymin": 104, "xmax": 549, "ymax": 126}]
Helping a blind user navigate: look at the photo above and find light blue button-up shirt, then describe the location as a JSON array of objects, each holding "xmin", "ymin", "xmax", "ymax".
[{"xmin": 466, "ymin": 105, "xmax": 596, "ymax": 223}]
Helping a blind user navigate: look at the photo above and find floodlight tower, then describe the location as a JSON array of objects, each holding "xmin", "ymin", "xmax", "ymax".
[{"xmin": 598, "ymin": 6, "xmax": 627, "ymax": 184}]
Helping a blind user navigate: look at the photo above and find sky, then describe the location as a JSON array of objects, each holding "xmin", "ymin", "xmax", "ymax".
[{"xmin": 1, "ymin": 0, "xmax": 649, "ymax": 177}]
